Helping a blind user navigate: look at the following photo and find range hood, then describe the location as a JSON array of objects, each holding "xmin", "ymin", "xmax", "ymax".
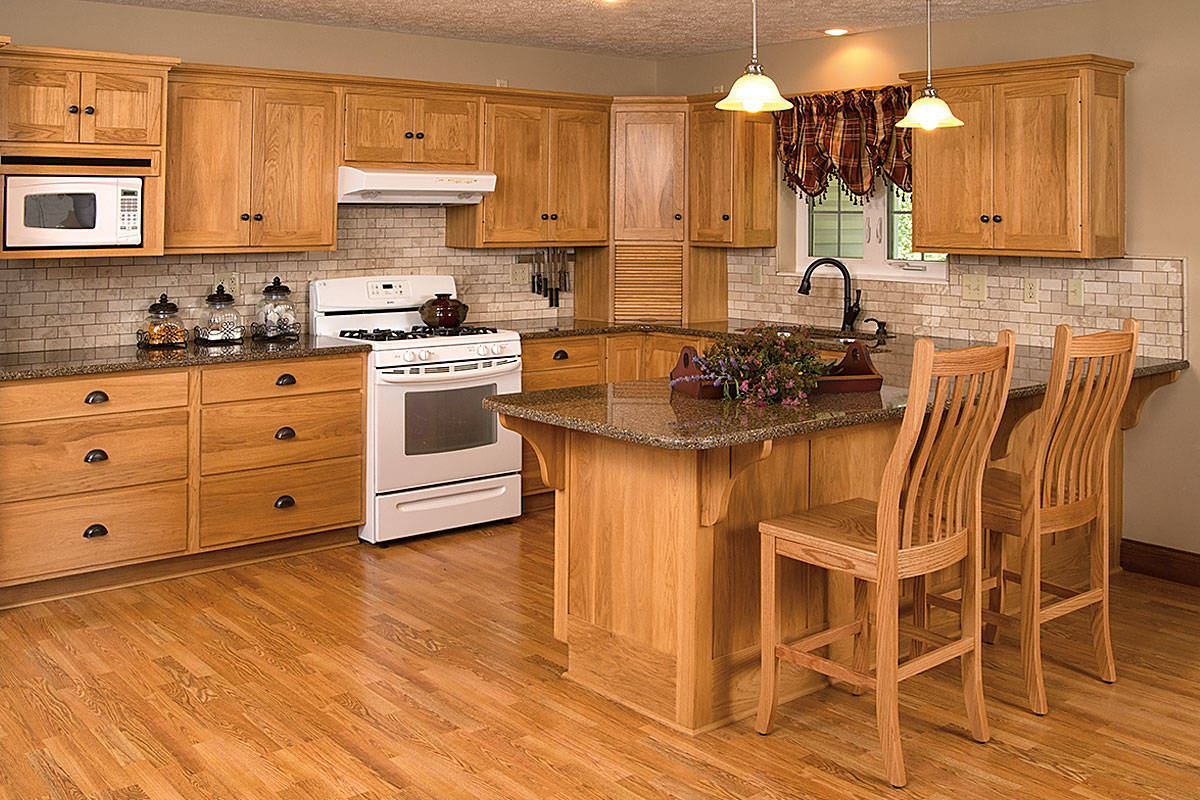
[{"xmin": 337, "ymin": 166, "xmax": 496, "ymax": 205}]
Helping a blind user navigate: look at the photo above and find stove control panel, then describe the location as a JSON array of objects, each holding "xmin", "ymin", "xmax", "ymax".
[
  {"xmin": 366, "ymin": 280, "xmax": 409, "ymax": 303},
  {"xmin": 373, "ymin": 336, "xmax": 521, "ymax": 369}
]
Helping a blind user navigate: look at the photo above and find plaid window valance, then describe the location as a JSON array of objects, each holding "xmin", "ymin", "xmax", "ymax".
[{"xmin": 773, "ymin": 85, "xmax": 913, "ymax": 201}]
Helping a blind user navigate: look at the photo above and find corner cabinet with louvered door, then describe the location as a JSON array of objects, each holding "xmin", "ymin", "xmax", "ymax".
[
  {"xmin": 612, "ymin": 245, "xmax": 684, "ymax": 323},
  {"xmin": 688, "ymin": 105, "xmax": 777, "ymax": 248},
  {"xmin": 903, "ymin": 54, "xmax": 1131, "ymax": 258}
]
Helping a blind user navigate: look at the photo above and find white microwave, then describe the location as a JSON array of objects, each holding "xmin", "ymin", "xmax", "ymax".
[{"xmin": 4, "ymin": 175, "xmax": 143, "ymax": 250}]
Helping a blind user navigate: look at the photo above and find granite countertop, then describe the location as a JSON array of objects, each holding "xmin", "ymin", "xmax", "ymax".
[
  {"xmin": 506, "ymin": 317, "xmax": 883, "ymax": 344},
  {"xmin": 0, "ymin": 336, "xmax": 371, "ymax": 382},
  {"xmin": 484, "ymin": 334, "xmax": 1189, "ymax": 450}
]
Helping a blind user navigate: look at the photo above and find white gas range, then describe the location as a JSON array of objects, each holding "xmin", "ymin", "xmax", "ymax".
[{"xmin": 310, "ymin": 275, "xmax": 522, "ymax": 543}]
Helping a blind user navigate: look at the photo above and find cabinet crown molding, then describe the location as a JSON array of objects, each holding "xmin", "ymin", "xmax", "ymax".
[
  {"xmin": 900, "ymin": 53, "xmax": 1133, "ymax": 84},
  {"xmin": 0, "ymin": 43, "xmax": 179, "ymax": 69}
]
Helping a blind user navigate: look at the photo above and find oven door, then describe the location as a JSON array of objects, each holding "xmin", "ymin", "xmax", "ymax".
[
  {"xmin": 4, "ymin": 176, "xmax": 141, "ymax": 249},
  {"xmin": 374, "ymin": 357, "xmax": 522, "ymax": 492}
]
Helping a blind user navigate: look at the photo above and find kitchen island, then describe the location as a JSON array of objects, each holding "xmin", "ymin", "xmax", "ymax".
[{"xmin": 484, "ymin": 336, "xmax": 1186, "ymax": 734}]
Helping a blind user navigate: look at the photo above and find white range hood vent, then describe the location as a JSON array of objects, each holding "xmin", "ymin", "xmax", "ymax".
[{"xmin": 337, "ymin": 166, "xmax": 496, "ymax": 205}]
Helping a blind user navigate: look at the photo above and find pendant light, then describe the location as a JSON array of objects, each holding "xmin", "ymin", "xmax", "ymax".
[
  {"xmin": 716, "ymin": 0, "xmax": 791, "ymax": 114},
  {"xmin": 896, "ymin": 0, "xmax": 963, "ymax": 130}
]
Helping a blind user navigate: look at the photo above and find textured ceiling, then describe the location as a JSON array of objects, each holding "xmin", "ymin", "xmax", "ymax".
[{"xmin": 97, "ymin": 0, "xmax": 1092, "ymax": 58}]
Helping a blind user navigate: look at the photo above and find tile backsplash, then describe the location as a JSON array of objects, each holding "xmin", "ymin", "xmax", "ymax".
[
  {"xmin": 728, "ymin": 251, "xmax": 1186, "ymax": 359},
  {"xmin": 0, "ymin": 205, "xmax": 571, "ymax": 352}
]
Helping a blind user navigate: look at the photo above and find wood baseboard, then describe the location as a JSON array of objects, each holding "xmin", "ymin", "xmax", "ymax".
[{"xmin": 1120, "ymin": 538, "xmax": 1200, "ymax": 587}]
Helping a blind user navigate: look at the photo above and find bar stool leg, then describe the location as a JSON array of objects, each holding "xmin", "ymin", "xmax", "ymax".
[
  {"xmin": 983, "ymin": 529, "xmax": 1005, "ymax": 645},
  {"xmin": 756, "ymin": 537, "xmax": 781, "ymax": 734},
  {"xmin": 851, "ymin": 578, "xmax": 870, "ymax": 696},
  {"xmin": 1020, "ymin": 522, "xmax": 1048, "ymax": 716},
  {"xmin": 961, "ymin": 526, "xmax": 990, "ymax": 743},
  {"xmin": 911, "ymin": 575, "xmax": 928, "ymax": 657},
  {"xmin": 874, "ymin": 578, "xmax": 905, "ymax": 788},
  {"xmin": 1090, "ymin": 507, "xmax": 1117, "ymax": 684}
]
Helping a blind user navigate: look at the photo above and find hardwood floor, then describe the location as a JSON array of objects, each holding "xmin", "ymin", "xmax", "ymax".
[{"xmin": 1, "ymin": 510, "xmax": 1198, "ymax": 798}]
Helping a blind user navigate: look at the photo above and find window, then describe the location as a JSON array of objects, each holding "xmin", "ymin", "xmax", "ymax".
[
  {"xmin": 808, "ymin": 179, "xmax": 863, "ymax": 260},
  {"xmin": 888, "ymin": 186, "xmax": 946, "ymax": 263}
]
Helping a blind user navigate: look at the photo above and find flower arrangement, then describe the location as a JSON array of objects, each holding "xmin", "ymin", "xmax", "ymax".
[{"xmin": 670, "ymin": 324, "xmax": 830, "ymax": 406}]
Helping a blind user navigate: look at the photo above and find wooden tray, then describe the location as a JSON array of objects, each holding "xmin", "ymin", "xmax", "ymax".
[{"xmin": 816, "ymin": 341, "xmax": 883, "ymax": 393}]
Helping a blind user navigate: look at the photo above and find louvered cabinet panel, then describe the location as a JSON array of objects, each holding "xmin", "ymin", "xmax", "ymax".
[{"xmin": 612, "ymin": 244, "xmax": 684, "ymax": 324}]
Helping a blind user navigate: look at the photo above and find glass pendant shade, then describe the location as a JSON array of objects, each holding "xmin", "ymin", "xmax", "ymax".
[
  {"xmin": 896, "ymin": 87, "xmax": 964, "ymax": 130},
  {"xmin": 716, "ymin": 63, "xmax": 792, "ymax": 113}
]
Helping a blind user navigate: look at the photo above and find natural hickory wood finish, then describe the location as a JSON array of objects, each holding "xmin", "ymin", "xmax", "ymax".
[
  {"xmin": 688, "ymin": 104, "xmax": 777, "ymax": 248},
  {"xmin": 611, "ymin": 101, "xmax": 687, "ymax": 241},
  {"xmin": 757, "ymin": 332, "xmax": 1016, "ymax": 788},
  {"xmin": 343, "ymin": 90, "xmax": 481, "ymax": 166},
  {"xmin": 904, "ymin": 54, "xmax": 1131, "ymax": 258}
]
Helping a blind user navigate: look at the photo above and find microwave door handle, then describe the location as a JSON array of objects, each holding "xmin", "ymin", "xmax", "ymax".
[{"xmin": 377, "ymin": 359, "xmax": 522, "ymax": 384}]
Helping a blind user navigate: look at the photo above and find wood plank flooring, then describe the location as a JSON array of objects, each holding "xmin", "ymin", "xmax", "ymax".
[{"xmin": 1, "ymin": 510, "xmax": 1198, "ymax": 798}]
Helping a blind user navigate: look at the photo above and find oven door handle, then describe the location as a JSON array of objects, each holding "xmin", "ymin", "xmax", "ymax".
[{"xmin": 377, "ymin": 359, "xmax": 522, "ymax": 384}]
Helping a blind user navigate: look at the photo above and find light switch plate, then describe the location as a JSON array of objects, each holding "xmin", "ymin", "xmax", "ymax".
[
  {"xmin": 510, "ymin": 263, "xmax": 531, "ymax": 287},
  {"xmin": 212, "ymin": 271, "xmax": 241, "ymax": 302},
  {"xmin": 1067, "ymin": 278, "xmax": 1085, "ymax": 307},
  {"xmin": 495, "ymin": 78, "xmax": 509, "ymax": 87},
  {"xmin": 961, "ymin": 274, "xmax": 986, "ymax": 302},
  {"xmin": 1023, "ymin": 278, "xmax": 1040, "ymax": 305}
]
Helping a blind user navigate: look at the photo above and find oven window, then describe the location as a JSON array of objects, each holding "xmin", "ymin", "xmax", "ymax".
[
  {"xmin": 405, "ymin": 383, "xmax": 497, "ymax": 455},
  {"xmin": 23, "ymin": 193, "xmax": 98, "ymax": 230}
]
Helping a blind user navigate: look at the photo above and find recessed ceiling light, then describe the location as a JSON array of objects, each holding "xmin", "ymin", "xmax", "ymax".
[{"xmin": 824, "ymin": 28, "xmax": 850, "ymax": 36}]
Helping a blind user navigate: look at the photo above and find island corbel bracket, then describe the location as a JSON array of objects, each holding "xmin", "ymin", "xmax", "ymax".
[
  {"xmin": 1120, "ymin": 370, "xmax": 1179, "ymax": 430},
  {"xmin": 699, "ymin": 440, "xmax": 774, "ymax": 527},
  {"xmin": 499, "ymin": 414, "xmax": 566, "ymax": 490}
]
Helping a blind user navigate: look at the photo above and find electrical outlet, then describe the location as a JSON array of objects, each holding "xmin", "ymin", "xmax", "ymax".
[
  {"xmin": 961, "ymin": 274, "xmax": 986, "ymax": 302},
  {"xmin": 495, "ymin": 78, "xmax": 509, "ymax": 88},
  {"xmin": 751, "ymin": 264, "xmax": 764, "ymax": 286},
  {"xmin": 510, "ymin": 263, "xmax": 531, "ymax": 287},
  {"xmin": 712, "ymin": 84, "xmax": 726, "ymax": 93},
  {"xmin": 212, "ymin": 271, "xmax": 241, "ymax": 301},
  {"xmin": 1067, "ymin": 278, "xmax": 1085, "ymax": 307},
  {"xmin": 1023, "ymin": 278, "xmax": 1039, "ymax": 305}
]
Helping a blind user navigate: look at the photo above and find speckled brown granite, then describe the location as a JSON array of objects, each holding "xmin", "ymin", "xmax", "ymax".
[
  {"xmin": 507, "ymin": 317, "xmax": 888, "ymax": 345},
  {"xmin": 484, "ymin": 335, "xmax": 1189, "ymax": 450},
  {"xmin": 0, "ymin": 336, "xmax": 370, "ymax": 382}
]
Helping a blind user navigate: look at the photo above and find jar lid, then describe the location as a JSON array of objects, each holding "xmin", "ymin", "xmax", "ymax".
[
  {"xmin": 206, "ymin": 284, "xmax": 235, "ymax": 304},
  {"xmin": 262, "ymin": 276, "xmax": 291, "ymax": 298},
  {"xmin": 148, "ymin": 293, "xmax": 178, "ymax": 314}
]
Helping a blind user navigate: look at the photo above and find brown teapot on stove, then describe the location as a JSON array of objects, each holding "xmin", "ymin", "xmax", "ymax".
[{"xmin": 418, "ymin": 293, "xmax": 469, "ymax": 327}]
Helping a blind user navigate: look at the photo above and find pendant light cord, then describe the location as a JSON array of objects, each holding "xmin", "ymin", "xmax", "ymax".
[
  {"xmin": 925, "ymin": 0, "xmax": 932, "ymax": 87},
  {"xmin": 752, "ymin": 0, "xmax": 759, "ymax": 62}
]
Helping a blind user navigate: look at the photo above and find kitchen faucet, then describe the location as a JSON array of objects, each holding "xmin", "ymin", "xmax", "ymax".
[{"xmin": 797, "ymin": 258, "xmax": 861, "ymax": 333}]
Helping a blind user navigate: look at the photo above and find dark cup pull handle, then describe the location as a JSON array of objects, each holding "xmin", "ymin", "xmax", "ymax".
[
  {"xmin": 992, "ymin": 214, "xmax": 1002, "ymax": 223},
  {"xmin": 275, "ymin": 373, "xmax": 296, "ymax": 386},
  {"xmin": 84, "ymin": 106, "xmax": 95, "ymax": 115},
  {"xmin": 84, "ymin": 448, "xmax": 109, "ymax": 463},
  {"xmin": 674, "ymin": 213, "xmax": 682, "ymax": 220},
  {"xmin": 83, "ymin": 524, "xmax": 108, "ymax": 539},
  {"xmin": 68, "ymin": 105, "xmax": 80, "ymax": 114},
  {"xmin": 84, "ymin": 390, "xmax": 109, "ymax": 405},
  {"xmin": 405, "ymin": 131, "xmax": 414, "ymax": 139},
  {"xmin": 274, "ymin": 495, "xmax": 295, "ymax": 509},
  {"xmin": 274, "ymin": 426, "xmax": 296, "ymax": 440},
  {"xmin": 721, "ymin": 214, "xmax": 730, "ymax": 221},
  {"xmin": 552, "ymin": 349, "xmax": 569, "ymax": 360}
]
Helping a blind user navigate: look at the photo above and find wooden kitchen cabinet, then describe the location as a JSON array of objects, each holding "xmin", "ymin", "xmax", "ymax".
[
  {"xmin": 343, "ymin": 90, "xmax": 481, "ymax": 166},
  {"xmin": 604, "ymin": 334, "xmax": 644, "ymax": 382},
  {"xmin": 904, "ymin": 55, "xmax": 1131, "ymax": 258},
  {"xmin": 688, "ymin": 105, "xmax": 776, "ymax": 248},
  {"xmin": 612, "ymin": 103, "xmax": 687, "ymax": 241},
  {"xmin": 642, "ymin": 333, "xmax": 710, "ymax": 378}
]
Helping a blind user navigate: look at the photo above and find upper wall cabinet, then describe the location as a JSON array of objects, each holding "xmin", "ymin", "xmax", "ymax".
[
  {"xmin": 445, "ymin": 100, "xmax": 609, "ymax": 247},
  {"xmin": 164, "ymin": 69, "xmax": 337, "ymax": 254},
  {"xmin": 688, "ymin": 105, "xmax": 777, "ymax": 248},
  {"xmin": 903, "ymin": 55, "xmax": 1132, "ymax": 259},
  {"xmin": 343, "ymin": 90, "xmax": 481, "ymax": 167},
  {"xmin": 612, "ymin": 103, "xmax": 687, "ymax": 241}
]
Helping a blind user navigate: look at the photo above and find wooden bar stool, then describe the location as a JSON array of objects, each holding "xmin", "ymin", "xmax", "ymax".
[
  {"xmin": 756, "ymin": 331, "xmax": 1015, "ymax": 788},
  {"xmin": 970, "ymin": 320, "xmax": 1139, "ymax": 716}
]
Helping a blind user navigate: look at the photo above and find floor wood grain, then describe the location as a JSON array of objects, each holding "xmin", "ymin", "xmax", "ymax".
[{"xmin": 1, "ymin": 510, "xmax": 1198, "ymax": 798}]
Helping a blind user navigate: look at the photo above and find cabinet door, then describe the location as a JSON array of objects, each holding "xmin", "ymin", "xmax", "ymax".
[
  {"xmin": 613, "ymin": 110, "xmax": 686, "ymax": 241},
  {"xmin": 689, "ymin": 107, "xmax": 734, "ymax": 243},
  {"xmin": 605, "ymin": 334, "xmax": 644, "ymax": 382},
  {"xmin": 343, "ymin": 92, "xmax": 414, "ymax": 162},
  {"xmin": 642, "ymin": 334, "xmax": 702, "ymax": 379},
  {"xmin": 483, "ymin": 103, "xmax": 549, "ymax": 243},
  {"xmin": 0, "ymin": 67, "xmax": 80, "ymax": 142},
  {"xmin": 992, "ymin": 77, "xmax": 1082, "ymax": 253},
  {"xmin": 911, "ymin": 84, "xmax": 994, "ymax": 251},
  {"xmin": 250, "ymin": 87, "xmax": 338, "ymax": 249},
  {"xmin": 79, "ymin": 71, "xmax": 163, "ymax": 145},
  {"xmin": 734, "ymin": 112, "xmax": 778, "ymax": 246},
  {"xmin": 165, "ymin": 82, "xmax": 254, "ymax": 249},
  {"xmin": 413, "ymin": 95, "xmax": 480, "ymax": 166},
  {"xmin": 549, "ymin": 107, "xmax": 609, "ymax": 242}
]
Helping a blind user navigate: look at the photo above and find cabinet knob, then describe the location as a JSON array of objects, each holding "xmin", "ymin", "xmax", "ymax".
[
  {"xmin": 253, "ymin": 213, "xmax": 264, "ymax": 221},
  {"xmin": 83, "ymin": 448, "xmax": 109, "ymax": 463},
  {"xmin": 415, "ymin": 132, "xmax": 425, "ymax": 139},
  {"xmin": 84, "ymin": 106, "xmax": 95, "ymax": 115},
  {"xmin": 274, "ymin": 426, "xmax": 296, "ymax": 440},
  {"xmin": 550, "ymin": 213, "xmax": 558, "ymax": 220},
  {"xmin": 84, "ymin": 390, "xmax": 109, "ymax": 405},
  {"xmin": 552, "ymin": 349, "xmax": 569, "ymax": 360},
  {"xmin": 541, "ymin": 213, "xmax": 549, "ymax": 220},
  {"xmin": 241, "ymin": 213, "xmax": 251, "ymax": 221},
  {"xmin": 405, "ymin": 131, "xmax": 414, "ymax": 139},
  {"xmin": 83, "ymin": 523, "xmax": 108, "ymax": 539},
  {"xmin": 275, "ymin": 373, "xmax": 297, "ymax": 386},
  {"xmin": 274, "ymin": 495, "xmax": 296, "ymax": 509},
  {"xmin": 721, "ymin": 214, "xmax": 730, "ymax": 221},
  {"xmin": 992, "ymin": 215, "xmax": 1002, "ymax": 223},
  {"xmin": 68, "ymin": 105, "xmax": 80, "ymax": 114},
  {"xmin": 980, "ymin": 215, "xmax": 990, "ymax": 223},
  {"xmin": 674, "ymin": 213, "xmax": 682, "ymax": 221}
]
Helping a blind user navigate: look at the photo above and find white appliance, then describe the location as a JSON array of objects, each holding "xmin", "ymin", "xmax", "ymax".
[
  {"xmin": 337, "ymin": 166, "xmax": 496, "ymax": 205},
  {"xmin": 4, "ymin": 175, "xmax": 142, "ymax": 249},
  {"xmin": 310, "ymin": 275, "xmax": 522, "ymax": 543}
]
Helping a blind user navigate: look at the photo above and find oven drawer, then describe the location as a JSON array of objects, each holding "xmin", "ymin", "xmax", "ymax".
[
  {"xmin": 200, "ymin": 355, "xmax": 364, "ymax": 404},
  {"xmin": 0, "ymin": 369, "xmax": 188, "ymax": 424},
  {"xmin": 0, "ymin": 409, "xmax": 188, "ymax": 503},
  {"xmin": 521, "ymin": 337, "xmax": 602, "ymax": 373},
  {"xmin": 199, "ymin": 456, "xmax": 363, "ymax": 548},
  {"xmin": 0, "ymin": 482, "xmax": 188, "ymax": 585},
  {"xmin": 200, "ymin": 391, "xmax": 363, "ymax": 475},
  {"xmin": 374, "ymin": 473, "xmax": 521, "ymax": 542}
]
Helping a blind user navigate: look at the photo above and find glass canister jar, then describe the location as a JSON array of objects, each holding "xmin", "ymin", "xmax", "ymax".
[
  {"xmin": 194, "ymin": 284, "xmax": 245, "ymax": 344},
  {"xmin": 137, "ymin": 293, "xmax": 188, "ymax": 349},
  {"xmin": 253, "ymin": 276, "xmax": 301, "ymax": 340}
]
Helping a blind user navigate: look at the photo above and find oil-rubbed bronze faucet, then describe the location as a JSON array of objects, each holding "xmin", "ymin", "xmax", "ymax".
[{"xmin": 798, "ymin": 258, "xmax": 861, "ymax": 333}]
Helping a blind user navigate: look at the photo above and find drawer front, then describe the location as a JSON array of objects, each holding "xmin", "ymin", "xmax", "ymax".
[
  {"xmin": 522, "ymin": 364, "xmax": 604, "ymax": 392},
  {"xmin": 201, "ymin": 355, "xmax": 364, "ymax": 404},
  {"xmin": 521, "ymin": 337, "xmax": 602, "ymax": 373},
  {"xmin": 0, "ymin": 370, "xmax": 189, "ymax": 424},
  {"xmin": 201, "ymin": 391, "xmax": 363, "ymax": 475},
  {"xmin": 199, "ymin": 456, "xmax": 362, "ymax": 548},
  {"xmin": 0, "ymin": 409, "xmax": 188, "ymax": 503},
  {"xmin": 0, "ymin": 482, "xmax": 188, "ymax": 584}
]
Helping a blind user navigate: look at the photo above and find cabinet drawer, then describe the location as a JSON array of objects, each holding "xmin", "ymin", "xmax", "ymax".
[
  {"xmin": 201, "ymin": 391, "xmax": 363, "ymax": 475},
  {"xmin": 0, "ymin": 482, "xmax": 187, "ymax": 584},
  {"xmin": 201, "ymin": 355, "xmax": 363, "ymax": 404},
  {"xmin": 199, "ymin": 456, "xmax": 362, "ymax": 548},
  {"xmin": 0, "ymin": 409, "xmax": 188, "ymax": 503},
  {"xmin": 522, "ymin": 337, "xmax": 601, "ymax": 373},
  {"xmin": 523, "ymin": 364, "xmax": 604, "ymax": 391},
  {"xmin": 0, "ymin": 370, "xmax": 188, "ymax": 424}
]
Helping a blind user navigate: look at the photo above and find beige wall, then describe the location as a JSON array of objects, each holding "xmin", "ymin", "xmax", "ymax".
[
  {"xmin": 3, "ymin": 0, "xmax": 658, "ymax": 95},
  {"xmin": 659, "ymin": 0, "xmax": 1200, "ymax": 552}
]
